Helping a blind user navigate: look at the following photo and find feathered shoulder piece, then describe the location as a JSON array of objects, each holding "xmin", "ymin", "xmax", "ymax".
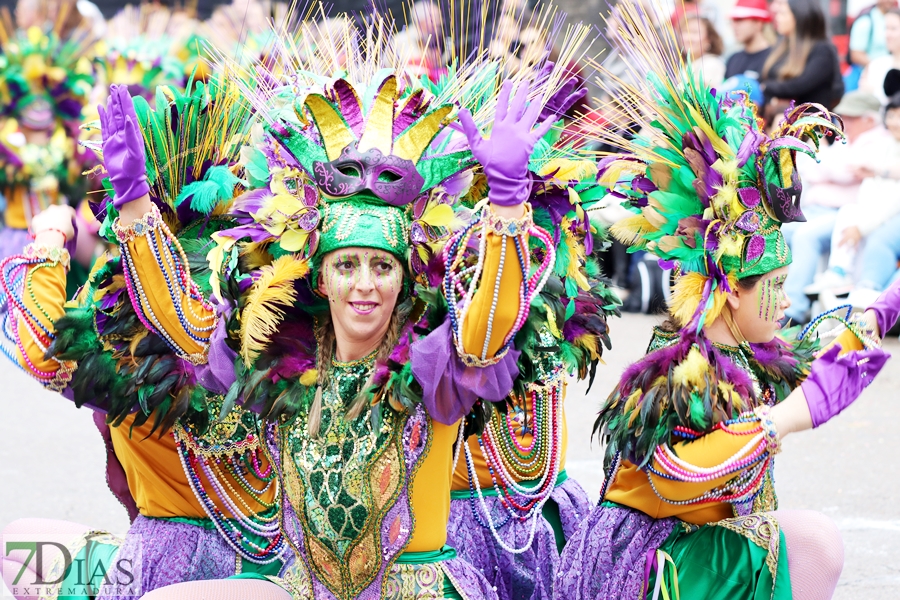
[
  {"xmin": 595, "ymin": 324, "xmax": 817, "ymax": 468},
  {"xmin": 593, "ymin": 0, "xmax": 843, "ymax": 334},
  {"xmin": 47, "ymin": 232, "xmax": 228, "ymax": 435}
]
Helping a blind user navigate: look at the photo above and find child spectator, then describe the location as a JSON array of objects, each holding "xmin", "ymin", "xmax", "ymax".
[{"xmin": 725, "ymin": 0, "xmax": 773, "ymax": 80}]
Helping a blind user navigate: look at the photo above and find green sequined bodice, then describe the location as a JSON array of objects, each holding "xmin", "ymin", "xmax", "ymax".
[{"xmin": 281, "ymin": 351, "xmax": 414, "ymax": 595}]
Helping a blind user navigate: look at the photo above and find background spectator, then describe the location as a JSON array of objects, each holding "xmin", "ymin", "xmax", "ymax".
[
  {"xmin": 678, "ymin": 14, "xmax": 726, "ymax": 85},
  {"xmin": 860, "ymin": 7, "xmax": 900, "ymax": 103},
  {"xmin": 805, "ymin": 91, "xmax": 900, "ymax": 311},
  {"xmin": 849, "ymin": 0, "xmax": 898, "ymax": 72},
  {"xmin": 782, "ymin": 91, "xmax": 887, "ymax": 323},
  {"xmin": 725, "ymin": 0, "xmax": 772, "ymax": 80},
  {"xmin": 761, "ymin": 0, "xmax": 844, "ymax": 114}
]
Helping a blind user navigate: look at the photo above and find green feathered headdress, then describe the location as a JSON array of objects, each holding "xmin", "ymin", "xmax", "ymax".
[{"xmin": 594, "ymin": 1, "xmax": 843, "ymax": 332}]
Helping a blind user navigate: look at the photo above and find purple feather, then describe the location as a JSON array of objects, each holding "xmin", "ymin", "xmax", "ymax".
[
  {"xmin": 393, "ymin": 89, "xmax": 427, "ymax": 139},
  {"xmin": 333, "ymin": 79, "xmax": 365, "ymax": 138}
]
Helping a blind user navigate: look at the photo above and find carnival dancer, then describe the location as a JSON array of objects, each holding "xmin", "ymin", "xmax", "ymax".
[
  {"xmin": 445, "ymin": 73, "xmax": 619, "ymax": 600},
  {"xmin": 0, "ymin": 0, "xmax": 96, "ymax": 279},
  {"xmin": 86, "ymin": 12, "xmax": 612, "ymax": 599},
  {"xmin": 0, "ymin": 81, "xmax": 289, "ymax": 600},
  {"xmin": 553, "ymin": 3, "xmax": 897, "ymax": 599}
]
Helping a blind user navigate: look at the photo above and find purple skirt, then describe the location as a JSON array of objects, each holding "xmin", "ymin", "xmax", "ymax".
[
  {"xmin": 97, "ymin": 515, "xmax": 280, "ymax": 600},
  {"xmin": 553, "ymin": 504, "xmax": 678, "ymax": 600},
  {"xmin": 447, "ymin": 475, "xmax": 591, "ymax": 600}
]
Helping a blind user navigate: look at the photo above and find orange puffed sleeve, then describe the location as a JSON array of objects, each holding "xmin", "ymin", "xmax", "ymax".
[
  {"xmin": 120, "ymin": 218, "xmax": 215, "ymax": 361},
  {"xmin": 16, "ymin": 257, "xmax": 69, "ymax": 379},
  {"xmin": 460, "ymin": 231, "xmax": 524, "ymax": 360},
  {"xmin": 605, "ymin": 420, "xmax": 773, "ymax": 525}
]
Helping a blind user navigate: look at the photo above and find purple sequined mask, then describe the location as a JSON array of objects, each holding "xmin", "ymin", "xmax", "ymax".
[{"xmin": 312, "ymin": 142, "xmax": 425, "ymax": 206}]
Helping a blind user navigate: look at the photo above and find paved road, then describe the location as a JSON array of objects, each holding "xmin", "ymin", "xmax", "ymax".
[{"xmin": 1, "ymin": 313, "xmax": 898, "ymax": 598}]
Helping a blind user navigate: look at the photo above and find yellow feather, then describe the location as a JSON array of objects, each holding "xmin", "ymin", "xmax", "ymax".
[
  {"xmin": 597, "ymin": 160, "xmax": 646, "ymax": 188},
  {"xmin": 669, "ymin": 272, "xmax": 738, "ymax": 327},
  {"xmin": 718, "ymin": 232, "xmax": 744, "ymax": 258},
  {"xmin": 561, "ymin": 216, "xmax": 590, "ymax": 291},
  {"xmin": 610, "ymin": 214, "xmax": 657, "ymax": 246},
  {"xmin": 240, "ymin": 255, "xmax": 310, "ymax": 366},
  {"xmin": 574, "ymin": 334, "xmax": 600, "ymax": 360},
  {"xmin": 299, "ymin": 369, "xmax": 318, "ymax": 387},
  {"xmin": 672, "ymin": 346, "xmax": 709, "ymax": 390}
]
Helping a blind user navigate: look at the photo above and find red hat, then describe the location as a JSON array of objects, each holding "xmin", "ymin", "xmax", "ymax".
[{"xmin": 730, "ymin": 0, "xmax": 771, "ymax": 21}]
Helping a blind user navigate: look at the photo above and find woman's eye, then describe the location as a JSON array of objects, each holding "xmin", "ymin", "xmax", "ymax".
[
  {"xmin": 336, "ymin": 260, "xmax": 354, "ymax": 271},
  {"xmin": 374, "ymin": 261, "xmax": 393, "ymax": 273}
]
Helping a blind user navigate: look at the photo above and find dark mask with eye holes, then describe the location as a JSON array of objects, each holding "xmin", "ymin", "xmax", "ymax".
[{"xmin": 312, "ymin": 142, "xmax": 425, "ymax": 207}]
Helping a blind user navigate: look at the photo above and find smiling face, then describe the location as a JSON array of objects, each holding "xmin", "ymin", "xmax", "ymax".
[
  {"xmin": 318, "ymin": 247, "xmax": 404, "ymax": 354},
  {"xmin": 727, "ymin": 266, "xmax": 791, "ymax": 343}
]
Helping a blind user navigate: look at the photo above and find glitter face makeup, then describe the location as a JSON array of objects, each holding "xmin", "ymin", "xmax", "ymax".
[
  {"xmin": 318, "ymin": 247, "xmax": 403, "ymax": 356},
  {"xmin": 757, "ymin": 273, "xmax": 787, "ymax": 323}
]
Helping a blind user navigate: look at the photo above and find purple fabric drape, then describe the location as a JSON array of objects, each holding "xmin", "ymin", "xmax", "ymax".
[{"xmin": 410, "ymin": 319, "xmax": 520, "ymax": 425}]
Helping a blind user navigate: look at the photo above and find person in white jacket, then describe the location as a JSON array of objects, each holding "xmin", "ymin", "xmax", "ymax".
[
  {"xmin": 805, "ymin": 91, "xmax": 900, "ymax": 304},
  {"xmin": 782, "ymin": 90, "xmax": 889, "ymax": 323}
]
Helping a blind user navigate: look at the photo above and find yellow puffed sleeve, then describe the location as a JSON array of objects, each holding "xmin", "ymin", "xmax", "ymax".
[
  {"xmin": 122, "ymin": 224, "xmax": 215, "ymax": 359},
  {"xmin": 460, "ymin": 232, "xmax": 524, "ymax": 359},
  {"xmin": 16, "ymin": 258, "xmax": 68, "ymax": 378}
]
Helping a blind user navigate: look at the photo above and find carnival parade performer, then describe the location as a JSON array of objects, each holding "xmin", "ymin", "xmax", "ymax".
[
  {"xmin": 0, "ymin": 0, "xmax": 96, "ymax": 271},
  {"xmin": 0, "ymin": 80, "xmax": 289, "ymax": 600},
  {"xmin": 445, "ymin": 72, "xmax": 619, "ymax": 600},
  {"xmin": 553, "ymin": 3, "xmax": 897, "ymax": 599},
  {"xmin": 67, "ymin": 10, "xmax": 618, "ymax": 598}
]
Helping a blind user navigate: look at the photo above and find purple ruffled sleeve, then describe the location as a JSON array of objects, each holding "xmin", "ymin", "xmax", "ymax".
[{"xmin": 411, "ymin": 319, "xmax": 520, "ymax": 425}]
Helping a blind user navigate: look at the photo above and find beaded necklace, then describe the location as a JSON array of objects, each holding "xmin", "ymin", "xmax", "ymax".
[
  {"xmin": 173, "ymin": 400, "xmax": 285, "ymax": 565},
  {"xmin": 462, "ymin": 367, "xmax": 564, "ymax": 554}
]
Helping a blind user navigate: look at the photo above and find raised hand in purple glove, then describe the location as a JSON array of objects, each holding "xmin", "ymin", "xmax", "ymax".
[
  {"xmin": 801, "ymin": 344, "xmax": 892, "ymax": 428},
  {"xmin": 537, "ymin": 67, "xmax": 588, "ymax": 123},
  {"xmin": 99, "ymin": 84, "xmax": 149, "ymax": 209},
  {"xmin": 458, "ymin": 80, "xmax": 556, "ymax": 206},
  {"xmin": 866, "ymin": 278, "xmax": 900, "ymax": 337}
]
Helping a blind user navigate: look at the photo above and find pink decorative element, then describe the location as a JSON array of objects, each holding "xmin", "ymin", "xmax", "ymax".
[
  {"xmin": 737, "ymin": 187, "xmax": 760, "ymax": 208},
  {"xmin": 744, "ymin": 234, "xmax": 765, "ymax": 264},
  {"xmin": 735, "ymin": 211, "xmax": 760, "ymax": 233}
]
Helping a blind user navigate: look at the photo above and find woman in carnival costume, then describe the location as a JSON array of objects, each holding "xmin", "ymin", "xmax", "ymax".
[
  {"xmin": 0, "ymin": 79, "xmax": 290, "ymax": 600},
  {"xmin": 89, "ymin": 10, "xmax": 610, "ymax": 599},
  {"xmin": 554, "ymin": 3, "xmax": 898, "ymax": 599},
  {"xmin": 0, "ymin": 0, "xmax": 95, "ymax": 278},
  {"xmin": 443, "ymin": 9, "xmax": 619, "ymax": 600}
]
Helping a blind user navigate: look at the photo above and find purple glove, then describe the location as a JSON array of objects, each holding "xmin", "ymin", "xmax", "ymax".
[
  {"xmin": 801, "ymin": 344, "xmax": 892, "ymax": 427},
  {"xmin": 458, "ymin": 80, "xmax": 556, "ymax": 206},
  {"xmin": 536, "ymin": 63, "xmax": 588, "ymax": 123},
  {"xmin": 98, "ymin": 85, "xmax": 149, "ymax": 209},
  {"xmin": 867, "ymin": 278, "xmax": 900, "ymax": 337}
]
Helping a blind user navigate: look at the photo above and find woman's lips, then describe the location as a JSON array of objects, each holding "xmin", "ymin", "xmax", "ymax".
[{"xmin": 350, "ymin": 301, "xmax": 378, "ymax": 315}]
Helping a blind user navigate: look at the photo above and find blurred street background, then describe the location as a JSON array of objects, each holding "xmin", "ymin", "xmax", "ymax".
[{"xmin": 2, "ymin": 313, "xmax": 898, "ymax": 599}]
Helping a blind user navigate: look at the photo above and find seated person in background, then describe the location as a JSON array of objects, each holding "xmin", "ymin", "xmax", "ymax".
[
  {"xmin": 783, "ymin": 91, "xmax": 889, "ymax": 324},
  {"xmin": 805, "ymin": 91, "xmax": 900, "ymax": 310},
  {"xmin": 678, "ymin": 14, "xmax": 726, "ymax": 85}
]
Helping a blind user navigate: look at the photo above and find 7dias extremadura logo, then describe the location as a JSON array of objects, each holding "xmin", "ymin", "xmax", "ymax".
[{"xmin": 3, "ymin": 532, "xmax": 140, "ymax": 598}]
